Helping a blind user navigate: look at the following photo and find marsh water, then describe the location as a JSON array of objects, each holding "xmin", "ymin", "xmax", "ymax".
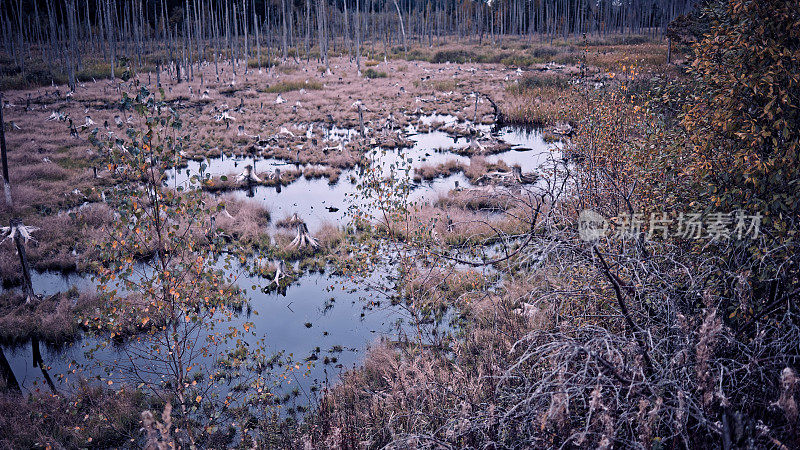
[{"xmin": 3, "ymin": 118, "xmax": 560, "ymax": 410}]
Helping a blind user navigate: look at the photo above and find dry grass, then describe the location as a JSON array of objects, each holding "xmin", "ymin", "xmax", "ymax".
[
  {"xmin": 434, "ymin": 187, "xmax": 515, "ymax": 212},
  {"xmin": 463, "ymin": 156, "xmax": 512, "ymax": 182},
  {"xmin": 0, "ymin": 383, "xmax": 152, "ymax": 448},
  {"xmin": 211, "ymin": 196, "xmax": 271, "ymax": 245},
  {"xmin": 0, "ymin": 203, "xmax": 111, "ymax": 285},
  {"xmin": 303, "ymin": 165, "xmax": 342, "ymax": 184},
  {"xmin": 585, "ymin": 43, "xmax": 671, "ymax": 70},
  {"xmin": 503, "ymin": 85, "xmax": 583, "ymax": 125},
  {"xmin": 413, "ymin": 159, "xmax": 466, "ymax": 182},
  {"xmin": 0, "ymin": 288, "xmax": 102, "ymax": 344},
  {"xmin": 301, "ymin": 276, "xmax": 537, "ymax": 448}
]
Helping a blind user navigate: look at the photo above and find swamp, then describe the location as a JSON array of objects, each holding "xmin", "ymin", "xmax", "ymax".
[{"xmin": 1, "ymin": 0, "xmax": 799, "ymax": 448}]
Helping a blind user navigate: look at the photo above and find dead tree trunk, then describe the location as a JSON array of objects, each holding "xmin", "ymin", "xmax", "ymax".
[
  {"xmin": 392, "ymin": 0, "xmax": 407, "ymax": 55},
  {"xmin": 281, "ymin": 0, "xmax": 289, "ymax": 61},
  {"xmin": 355, "ymin": 0, "xmax": 362, "ymax": 71},
  {"xmin": 667, "ymin": 37, "xmax": 671, "ymax": 64},
  {"xmin": 9, "ymin": 219, "xmax": 36, "ymax": 304},
  {"xmin": 273, "ymin": 259, "xmax": 286, "ymax": 284},
  {"xmin": 289, "ymin": 221, "xmax": 319, "ymax": 250},
  {"xmin": 478, "ymin": 91, "xmax": 504, "ymax": 124},
  {"xmin": 0, "ymin": 93, "xmax": 11, "ymax": 206}
]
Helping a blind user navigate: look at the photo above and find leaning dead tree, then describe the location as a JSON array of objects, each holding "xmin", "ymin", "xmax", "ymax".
[
  {"xmin": 1, "ymin": 219, "xmax": 38, "ymax": 304},
  {"xmin": 0, "ymin": 90, "xmax": 55, "ymax": 394}
]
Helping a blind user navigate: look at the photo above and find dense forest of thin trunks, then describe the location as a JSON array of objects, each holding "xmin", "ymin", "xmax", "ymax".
[{"xmin": 1, "ymin": 0, "xmax": 694, "ymax": 90}]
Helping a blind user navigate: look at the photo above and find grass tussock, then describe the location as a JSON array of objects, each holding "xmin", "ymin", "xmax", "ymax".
[
  {"xmin": 434, "ymin": 187, "xmax": 515, "ymax": 212},
  {"xmin": 212, "ymin": 196, "xmax": 272, "ymax": 246},
  {"xmin": 0, "ymin": 288, "xmax": 101, "ymax": 344},
  {"xmin": 303, "ymin": 166, "xmax": 342, "ymax": 184},
  {"xmin": 503, "ymin": 84, "xmax": 582, "ymax": 126},
  {"xmin": 413, "ymin": 159, "xmax": 466, "ymax": 182}
]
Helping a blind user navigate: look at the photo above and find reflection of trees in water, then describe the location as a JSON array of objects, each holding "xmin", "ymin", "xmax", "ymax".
[
  {"xmin": 0, "ymin": 347, "xmax": 20, "ymax": 391},
  {"xmin": 31, "ymin": 338, "xmax": 57, "ymax": 394}
]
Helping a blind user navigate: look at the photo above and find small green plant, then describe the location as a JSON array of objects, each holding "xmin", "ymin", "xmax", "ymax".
[
  {"xmin": 363, "ymin": 68, "xmax": 387, "ymax": 79},
  {"xmin": 86, "ymin": 88, "xmax": 291, "ymax": 447}
]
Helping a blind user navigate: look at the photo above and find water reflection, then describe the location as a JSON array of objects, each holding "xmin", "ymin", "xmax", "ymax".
[
  {"xmin": 3, "ymin": 272, "xmax": 409, "ymax": 408},
  {"xmin": 1, "ymin": 120, "xmax": 560, "ymax": 409}
]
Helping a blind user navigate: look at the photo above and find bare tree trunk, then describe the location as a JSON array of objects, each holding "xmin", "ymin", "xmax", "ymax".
[
  {"xmin": 243, "ymin": 0, "xmax": 249, "ymax": 74},
  {"xmin": 317, "ymin": 0, "xmax": 325, "ymax": 66},
  {"xmin": 357, "ymin": 101, "xmax": 365, "ymax": 136},
  {"xmin": 356, "ymin": 0, "xmax": 362, "ymax": 71},
  {"xmin": 254, "ymin": 0, "xmax": 261, "ymax": 70},
  {"xmin": 344, "ymin": 0, "xmax": 352, "ymax": 60},
  {"xmin": 667, "ymin": 37, "xmax": 672, "ymax": 64},
  {"xmin": 66, "ymin": 0, "xmax": 77, "ymax": 90},
  {"xmin": 321, "ymin": 0, "xmax": 329, "ymax": 72},
  {"xmin": 0, "ymin": 93, "xmax": 11, "ymax": 207},
  {"xmin": 281, "ymin": 0, "xmax": 289, "ymax": 61},
  {"xmin": 9, "ymin": 219, "xmax": 35, "ymax": 303},
  {"xmin": 105, "ymin": 0, "xmax": 116, "ymax": 83},
  {"xmin": 306, "ymin": 0, "xmax": 311, "ymax": 61}
]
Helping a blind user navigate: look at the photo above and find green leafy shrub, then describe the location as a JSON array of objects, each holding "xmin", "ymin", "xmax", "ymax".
[{"xmin": 363, "ymin": 68, "xmax": 387, "ymax": 79}]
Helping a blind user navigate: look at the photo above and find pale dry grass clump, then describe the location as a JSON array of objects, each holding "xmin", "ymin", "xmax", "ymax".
[
  {"xmin": 413, "ymin": 159, "xmax": 465, "ymax": 182},
  {"xmin": 303, "ymin": 165, "xmax": 342, "ymax": 184},
  {"xmin": 211, "ymin": 196, "xmax": 271, "ymax": 244},
  {"xmin": 0, "ymin": 288, "xmax": 101, "ymax": 344},
  {"xmin": 434, "ymin": 187, "xmax": 515, "ymax": 211},
  {"xmin": 274, "ymin": 213, "xmax": 303, "ymax": 229},
  {"xmin": 314, "ymin": 222, "xmax": 344, "ymax": 249},
  {"xmin": 400, "ymin": 266, "xmax": 492, "ymax": 310},
  {"xmin": 463, "ymin": 156, "xmax": 511, "ymax": 182},
  {"xmin": 398, "ymin": 202, "xmax": 528, "ymax": 248},
  {"xmin": 503, "ymin": 85, "xmax": 582, "ymax": 126}
]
